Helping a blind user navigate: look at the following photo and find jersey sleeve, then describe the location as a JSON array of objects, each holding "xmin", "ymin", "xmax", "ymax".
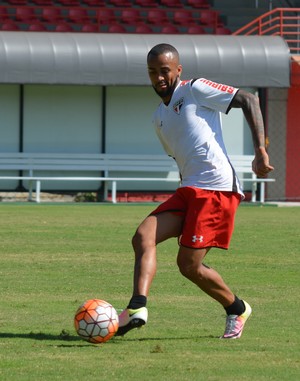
[{"xmin": 190, "ymin": 78, "xmax": 239, "ymax": 114}]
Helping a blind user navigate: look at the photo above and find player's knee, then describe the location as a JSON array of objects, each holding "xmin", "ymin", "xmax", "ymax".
[
  {"xmin": 177, "ymin": 258, "xmax": 206, "ymax": 281},
  {"xmin": 132, "ymin": 227, "xmax": 155, "ymax": 251},
  {"xmin": 177, "ymin": 257, "xmax": 195, "ymax": 279}
]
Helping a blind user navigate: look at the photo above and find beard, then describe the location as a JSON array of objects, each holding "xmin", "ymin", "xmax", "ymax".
[{"xmin": 153, "ymin": 77, "xmax": 180, "ymax": 99}]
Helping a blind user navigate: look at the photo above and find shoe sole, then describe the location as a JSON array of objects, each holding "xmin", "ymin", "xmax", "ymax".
[{"xmin": 115, "ymin": 318, "xmax": 146, "ymax": 336}]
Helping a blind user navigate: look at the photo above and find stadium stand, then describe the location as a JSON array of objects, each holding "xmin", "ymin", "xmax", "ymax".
[{"xmin": 0, "ymin": 0, "xmax": 230, "ymax": 34}]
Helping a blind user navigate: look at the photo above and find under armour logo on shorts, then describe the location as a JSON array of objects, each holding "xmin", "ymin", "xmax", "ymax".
[{"xmin": 192, "ymin": 235, "xmax": 204, "ymax": 243}]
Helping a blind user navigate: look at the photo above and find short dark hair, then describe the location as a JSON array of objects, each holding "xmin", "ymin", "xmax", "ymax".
[{"xmin": 147, "ymin": 43, "xmax": 179, "ymax": 62}]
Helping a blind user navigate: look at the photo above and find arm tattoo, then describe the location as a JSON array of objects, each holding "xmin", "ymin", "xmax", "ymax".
[{"xmin": 231, "ymin": 90, "xmax": 265, "ymax": 150}]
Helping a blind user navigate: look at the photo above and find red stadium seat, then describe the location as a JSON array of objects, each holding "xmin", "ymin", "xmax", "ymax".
[
  {"xmin": 134, "ymin": 24, "xmax": 153, "ymax": 33},
  {"xmin": 42, "ymin": 7, "xmax": 62, "ymax": 23},
  {"xmin": 107, "ymin": 23, "xmax": 127, "ymax": 32},
  {"xmin": 135, "ymin": 0, "xmax": 158, "ymax": 7},
  {"xmin": 173, "ymin": 10, "xmax": 195, "ymax": 25},
  {"xmin": 31, "ymin": 0, "xmax": 54, "ymax": 5},
  {"xmin": 82, "ymin": 0, "xmax": 105, "ymax": 5},
  {"xmin": 1, "ymin": 22, "xmax": 20, "ymax": 30},
  {"xmin": 81, "ymin": 23, "xmax": 99, "ymax": 32},
  {"xmin": 28, "ymin": 23, "xmax": 47, "ymax": 31},
  {"xmin": 147, "ymin": 9, "xmax": 168, "ymax": 25},
  {"xmin": 15, "ymin": 7, "xmax": 38, "ymax": 23},
  {"xmin": 200, "ymin": 10, "xmax": 219, "ymax": 27},
  {"xmin": 160, "ymin": 0, "xmax": 183, "ymax": 7},
  {"xmin": 55, "ymin": 23, "xmax": 73, "ymax": 32},
  {"xmin": 7, "ymin": 0, "xmax": 26, "ymax": 4},
  {"xmin": 0, "ymin": 7, "xmax": 10, "ymax": 22},
  {"xmin": 215, "ymin": 26, "xmax": 231, "ymax": 35},
  {"xmin": 187, "ymin": 0, "xmax": 209, "ymax": 8},
  {"xmin": 120, "ymin": 9, "xmax": 141, "ymax": 24},
  {"xmin": 109, "ymin": 0, "xmax": 132, "ymax": 6},
  {"xmin": 57, "ymin": 0, "xmax": 80, "ymax": 5},
  {"xmin": 97, "ymin": 9, "xmax": 116, "ymax": 24},
  {"xmin": 67, "ymin": 8, "xmax": 90, "ymax": 23},
  {"xmin": 161, "ymin": 24, "xmax": 179, "ymax": 34},
  {"xmin": 186, "ymin": 25, "xmax": 205, "ymax": 34}
]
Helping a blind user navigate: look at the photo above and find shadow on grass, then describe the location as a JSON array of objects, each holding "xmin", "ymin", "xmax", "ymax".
[
  {"xmin": 121, "ymin": 335, "xmax": 219, "ymax": 341},
  {"xmin": 0, "ymin": 331, "xmax": 219, "ymax": 345},
  {"xmin": 0, "ymin": 331, "xmax": 82, "ymax": 342}
]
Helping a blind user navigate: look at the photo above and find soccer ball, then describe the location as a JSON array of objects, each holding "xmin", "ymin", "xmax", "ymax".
[{"xmin": 74, "ymin": 299, "xmax": 119, "ymax": 344}]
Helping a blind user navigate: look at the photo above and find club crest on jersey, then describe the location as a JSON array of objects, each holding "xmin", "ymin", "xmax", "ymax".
[{"xmin": 173, "ymin": 97, "xmax": 184, "ymax": 114}]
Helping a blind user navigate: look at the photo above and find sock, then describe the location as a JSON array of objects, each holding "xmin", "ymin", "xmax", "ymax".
[
  {"xmin": 225, "ymin": 295, "xmax": 245, "ymax": 316},
  {"xmin": 127, "ymin": 295, "xmax": 147, "ymax": 310}
]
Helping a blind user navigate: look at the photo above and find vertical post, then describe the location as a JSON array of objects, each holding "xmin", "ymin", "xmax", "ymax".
[
  {"xmin": 28, "ymin": 179, "xmax": 33, "ymax": 201},
  {"xmin": 260, "ymin": 182, "xmax": 265, "ymax": 203},
  {"xmin": 269, "ymin": 0, "xmax": 272, "ymax": 11},
  {"xmin": 111, "ymin": 181, "xmax": 117, "ymax": 204},
  {"xmin": 36, "ymin": 180, "xmax": 41, "ymax": 203},
  {"xmin": 251, "ymin": 180, "xmax": 257, "ymax": 202}
]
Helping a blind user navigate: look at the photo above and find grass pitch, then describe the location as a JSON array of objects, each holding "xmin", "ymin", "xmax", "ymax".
[{"xmin": 0, "ymin": 203, "xmax": 299, "ymax": 381}]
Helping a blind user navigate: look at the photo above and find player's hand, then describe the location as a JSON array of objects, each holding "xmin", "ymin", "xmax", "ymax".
[{"xmin": 252, "ymin": 149, "xmax": 274, "ymax": 178}]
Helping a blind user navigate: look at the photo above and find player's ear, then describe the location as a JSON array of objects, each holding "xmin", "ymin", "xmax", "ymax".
[{"xmin": 177, "ymin": 64, "xmax": 183, "ymax": 77}]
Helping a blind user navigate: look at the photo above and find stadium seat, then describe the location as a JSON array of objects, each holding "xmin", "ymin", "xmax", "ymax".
[
  {"xmin": 109, "ymin": 0, "xmax": 132, "ymax": 6},
  {"xmin": 215, "ymin": 26, "xmax": 231, "ymax": 35},
  {"xmin": 135, "ymin": 0, "xmax": 158, "ymax": 7},
  {"xmin": 161, "ymin": 24, "xmax": 179, "ymax": 33},
  {"xmin": 15, "ymin": 7, "xmax": 38, "ymax": 23},
  {"xmin": 55, "ymin": 23, "xmax": 73, "ymax": 32},
  {"xmin": 7, "ymin": 0, "xmax": 26, "ymax": 4},
  {"xmin": 1, "ymin": 22, "xmax": 20, "ymax": 30},
  {"xmin": 0, "ymin": 7, "xmax": 10, "ymax": 22},
  {"xmin": 187, "ymin": 0, "xmax": 209, "ymax": 8},
  {"xmin": 134, "ymin": 23, "xmax": 153, "ymax": 33},
  {"xmin": 81, "ymin": 23, "xmax": 99, "ymax": 32},
  {"xmin": 31, "ymin": 0, "xmax": 54, "ymax": 5},
  {"xmin": 173, "ymin": 10, "xmax": 195, "ymax": 25},
  {"xmin": 200, "ymin": 10, "xmax": 219, "ymax": 27},
  {"xmin": 186, "ymin": 25, "xmax": 205, "ymax": 34},
  {"xmin": 97, "ymin": 9, "xmax": 116, "ymax": 24},
  {"xmin": 28, "ymin": 23, "xmax": 47, "ymax": 31},
  {"xmin": 107, "ymin": 23, "xmax": 126, "ymax": 32},
  {"xmin": 82, "ymin": 0, "xmax": 105, "ymax": 5},
  {"xmin": 56, "ymin": 0, "xmax": 80, "ymax": 5},
  {"xmin": 147, "ymin": 9, "xmax": 168, "ymax": 25},
  {"xmin": 120, "ymin": 9, "xmax": 141, "ymax": 24},
  {"xmin": 160, "ymin": 0, "xmax": 183, "ymax": 7},
  {"xmin": 42, "ymin": 7, "xmax": 62, "ymax": 23},
  {"xmin": 67, "ymin": 8, "xmax": 90, "ymax": 23}
]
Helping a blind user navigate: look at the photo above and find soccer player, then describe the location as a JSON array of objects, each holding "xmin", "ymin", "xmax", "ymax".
[{"xmin": 116, "ymin": 43, "xmax": 274, "ymax": 339}]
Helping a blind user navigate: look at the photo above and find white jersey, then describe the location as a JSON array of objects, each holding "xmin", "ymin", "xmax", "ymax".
[{"xmin": 153, "ymin": 78, "xmax": 244, "ymax": 196}]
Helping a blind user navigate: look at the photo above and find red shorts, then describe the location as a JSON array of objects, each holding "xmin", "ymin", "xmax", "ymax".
[{"xmin": 150, "ymin": 187, "xmax": 241, "ymax": 250}]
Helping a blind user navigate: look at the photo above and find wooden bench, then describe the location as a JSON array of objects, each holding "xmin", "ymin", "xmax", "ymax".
[{"xmin": 0, "ymin": 152, "xmax": 275, "ymax": 203}]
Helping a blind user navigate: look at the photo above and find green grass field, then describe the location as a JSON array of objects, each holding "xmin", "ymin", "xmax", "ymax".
[{"xmin": 0, "ymin": 203, "xmax": 299, "ymax": 381}]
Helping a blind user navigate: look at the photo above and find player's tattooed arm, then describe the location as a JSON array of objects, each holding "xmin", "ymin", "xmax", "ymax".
[
  {"xmin": 230, "ymin": 89, "xmax": 274, "ymax": 177},
  {"xmin": 230, "ymin": 89, "xmax": 265, "ymax": 150}
]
